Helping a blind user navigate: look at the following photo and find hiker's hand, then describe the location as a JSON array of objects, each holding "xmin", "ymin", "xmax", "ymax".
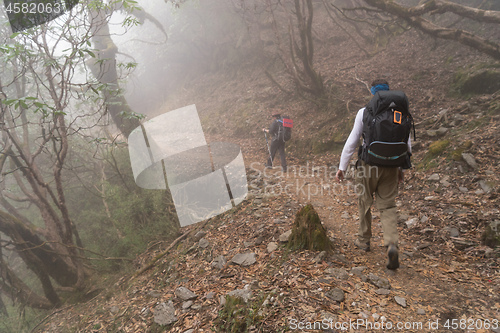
[
  {"xmin": 398, "ymin": 168, "xmax": 404, "ymax": 184},
  {"xmin": 262, "ymin": 128, "xmax": 267, "ymax": 132},
  {"xmin": 336, "ymin": 170, "xmax": 344, "ymax": 182}
]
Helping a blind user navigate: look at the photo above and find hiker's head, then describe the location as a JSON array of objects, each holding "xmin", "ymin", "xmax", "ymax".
[
  {"xmin": 370, "ymin": 79, "xmax": 390, "ymax": 95},
  {"xmin": 271, "ymin": 112, "xmax": 281, "ymax": 118}
]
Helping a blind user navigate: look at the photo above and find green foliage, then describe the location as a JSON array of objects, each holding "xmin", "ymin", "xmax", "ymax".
[
  {"xmin": 215, "ymin": 295, "xmax": 264, "ymax": 333},
  {"xmin": 109, "ymin": 189, "xmax": 178, "ymax": 256},
  {"xmin": 0, "ymin": 306, "xmax": 47, "ymax": 333},
  {"xmin": 428, "ymin": 140, "xmax": 450, "ymax": 156},
  {"xmin": 88, "ymin": 0, "xmax": 140, "ymax": 13},
  {"xmin": 1, "ymin": 96, "xmax": 62, "ymax": 118},
  {"xmin": 451, "ymin": 64, "xmax": 500, "ymax": 97},
  {"xmin": 450, "ymin": 140, "xmax": 473, "ymax": 161},
  {"xmin": 118, "ymin": 62, "xmax": 138, "ymax": 70},
  {"xmin": 68, "ymin": 147, "xmax": 179, "ymax": 272},
  {"xmin": 0, "ymin": 41, "xmax": 36, "ymax": 60},
  {"xmin": 419, "ymin": 140, "xmax": 450, "ymax": 170},
  {"xmin": 122, "ymin": 16, "xmax": 141, "ymax": 28},
  {"xmin": 0, "ymin": 0, "xmax": 156, "ymax": 328},
  {"xmin": 119, "ymin": 110, "xmax": 146, "ymax": 120}
]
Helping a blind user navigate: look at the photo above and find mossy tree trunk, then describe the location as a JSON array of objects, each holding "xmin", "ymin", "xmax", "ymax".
[{"xmin": 88, "ymin": 8, "xmax": 141, "ymax": 138}]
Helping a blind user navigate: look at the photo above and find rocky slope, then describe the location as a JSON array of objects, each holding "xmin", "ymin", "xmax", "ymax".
[{"xmin": 37, "ymin": 12, "xmax": 500, "ymax": 333}]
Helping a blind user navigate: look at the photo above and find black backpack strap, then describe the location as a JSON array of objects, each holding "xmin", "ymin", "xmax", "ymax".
[
  {"xmin": 413, "ymin": 119, "xmax": 416, "ymax": 141},
  {"xmin": 359, "ymin": 107, "xmax": 370, "ymax": 161}
]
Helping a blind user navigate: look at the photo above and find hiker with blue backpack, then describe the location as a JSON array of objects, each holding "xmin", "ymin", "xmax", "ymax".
[
  {"xmin": 336, "ymin": 79, "xmax": 414, "ymax": 270},
  {"xmin": 263, "ymin": 111, "xmax": 292, "ymax": 172}
]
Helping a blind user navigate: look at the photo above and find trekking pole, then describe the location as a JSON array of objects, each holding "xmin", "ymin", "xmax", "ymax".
[{"xmin": 264, "ymin": 131, "xmax": 272, "ymax": 164}]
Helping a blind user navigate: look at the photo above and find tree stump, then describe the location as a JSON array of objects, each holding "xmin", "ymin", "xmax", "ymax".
[{"xmin": 287, "ymin": 204, "xmax": 333, "ymax": 252}]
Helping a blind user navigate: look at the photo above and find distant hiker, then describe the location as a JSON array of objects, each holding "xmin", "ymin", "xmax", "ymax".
[
  {"xmin": 263, "ymin": 111, "xmax": 288, "ymax": 172},
  {"xmin": 335, "ymin": 79, "xmax": 414, "ymax": 270}
]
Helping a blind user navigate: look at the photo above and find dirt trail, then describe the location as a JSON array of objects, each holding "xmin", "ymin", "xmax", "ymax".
[
  {"xmin": 254, "ymin": 161, "xmax": 499, "ymax": 332},
  {"xmin": 37, "ymin": 148, "xmax": 499, "ymax": 333}
]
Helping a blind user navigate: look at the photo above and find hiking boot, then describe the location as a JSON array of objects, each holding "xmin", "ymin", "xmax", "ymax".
[
  {"xmin": 387, "ymin": 243, "xmax": 399, "ymax": 270},
  {"xmin": 354, "ymin": 239, "xmax": 370, "ymax": 252}
]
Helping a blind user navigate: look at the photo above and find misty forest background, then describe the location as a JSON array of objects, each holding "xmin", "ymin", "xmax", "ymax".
[{"xmin": 0, "ymin": 0, "xmax": 499, "ymax": 331}]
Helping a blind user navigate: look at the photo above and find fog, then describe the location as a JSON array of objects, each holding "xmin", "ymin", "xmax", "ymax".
[
  {"xmin": 111, "ymin": 1, "xmax": 175, "ymax": 117},
  {"xmin": 113, "ymin": 0, "xmax": 248, "ymax": 119},
  {"xmin": 0, "ymin": 0, "xmax": 234, "ymax": 121}
]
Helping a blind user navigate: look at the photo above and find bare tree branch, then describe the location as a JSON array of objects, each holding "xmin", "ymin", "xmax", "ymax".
[
  {"xmin": 322, "ymin": 0, "xmax": 371, "ymax": 56},
  {"xmin": 362, "ymin": 0, "xmax": 500, "ymax": 60},
  {"xmin": 407, "ymin": 0, "xmax": 500, "ymax": 24}
]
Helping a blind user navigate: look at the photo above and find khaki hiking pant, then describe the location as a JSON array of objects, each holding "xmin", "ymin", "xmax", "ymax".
[{"xmin": 355, "ymin": 160, "xmax": 399, "ymax": 246}]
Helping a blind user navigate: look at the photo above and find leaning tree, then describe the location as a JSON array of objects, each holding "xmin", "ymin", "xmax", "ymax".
[{"xmin": 330, "ymin": 0, "xmax": 500, "ymax": 61}]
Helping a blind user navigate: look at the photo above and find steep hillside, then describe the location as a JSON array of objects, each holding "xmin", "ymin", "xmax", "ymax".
[{"xmin": 37, "ymin": 9, "xmax": 500, "ymax": 333}]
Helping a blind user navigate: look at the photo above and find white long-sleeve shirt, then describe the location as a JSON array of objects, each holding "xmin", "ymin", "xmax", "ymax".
[{"xmin": 338, "ymin": 108, "xmax": 412, "ymax": 171}]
